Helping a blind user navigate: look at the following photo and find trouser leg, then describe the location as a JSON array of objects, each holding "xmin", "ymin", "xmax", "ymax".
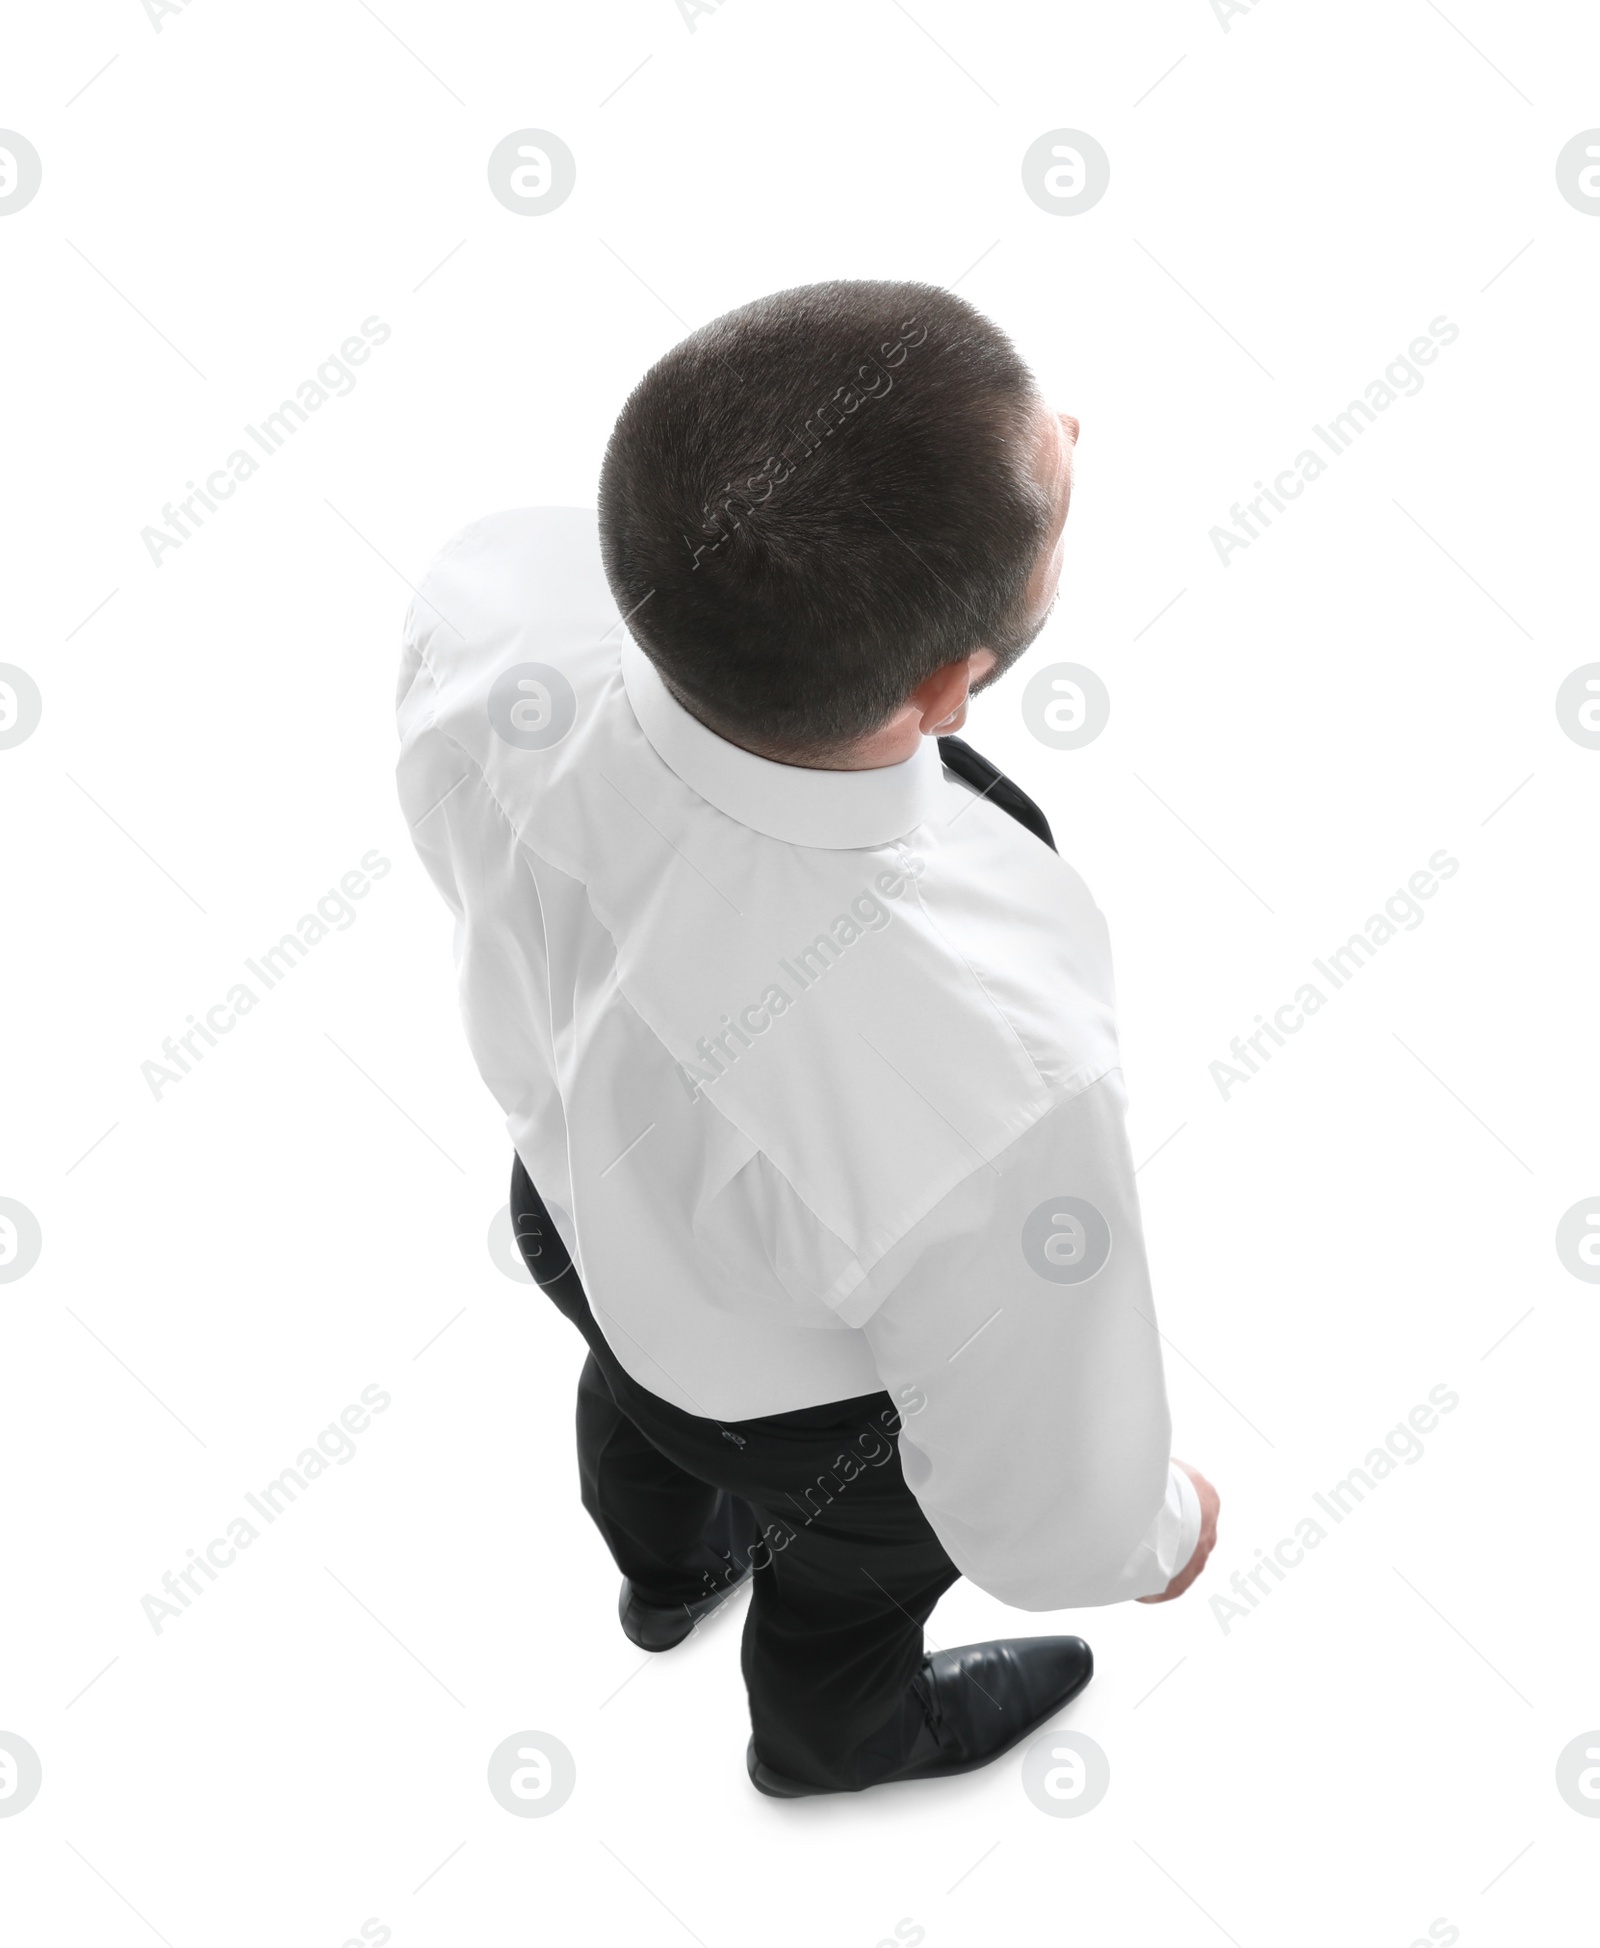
[
  {"xmin": 575, "ymin": 1351, "xmax": 761, "ymax": 1606},
  {"xmin": 738, "ymin": 1473, "xmax": 960, "ymax": 1790}
]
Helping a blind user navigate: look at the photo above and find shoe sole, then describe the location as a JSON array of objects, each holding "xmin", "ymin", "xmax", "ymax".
[{"xmin": 747, "ymin": 1648, "xmax": 1093, "ymax": 1798}]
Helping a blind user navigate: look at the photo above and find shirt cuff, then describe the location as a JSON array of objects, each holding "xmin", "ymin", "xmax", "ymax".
[
  {"xmin": 1112, "ymin": 1458, "xmax": 1204, "ymax": 1602},
  {"xmin": 1169, "ymin": 1461, "xmax": 1203, "ymax": 1578}
]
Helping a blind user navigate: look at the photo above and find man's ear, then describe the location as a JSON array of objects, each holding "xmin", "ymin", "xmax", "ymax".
[{"xmin": 909, "ymin": 658, "xmax": 973, "ymax": 734}]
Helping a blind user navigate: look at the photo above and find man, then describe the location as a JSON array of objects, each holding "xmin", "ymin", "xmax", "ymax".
[{"xmin": 395, "ymin": 279, "xmax": 1219, "ymax": 1798}]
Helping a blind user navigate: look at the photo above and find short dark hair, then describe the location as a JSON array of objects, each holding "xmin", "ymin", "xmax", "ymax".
[{"xmin": 597, "ymin": 279, "xmax": 1052, "ymax": 760}]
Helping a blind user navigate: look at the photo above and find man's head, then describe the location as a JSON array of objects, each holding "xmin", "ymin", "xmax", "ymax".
[{"xmin": 598, "ymin": 280, "xmax": 1076, "ymax": 768}]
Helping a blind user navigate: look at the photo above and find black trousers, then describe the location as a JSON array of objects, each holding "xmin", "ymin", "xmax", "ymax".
[{"xmin": 510, "ymin": 1153, "xmax": 961, "ymax": 1790}]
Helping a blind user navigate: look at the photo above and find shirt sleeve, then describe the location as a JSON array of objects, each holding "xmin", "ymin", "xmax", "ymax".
[
  {"xmin": 857, "ymin": 1067, "xmax": 1202, "ymax": 1610},
  {"xmin": 394, "ymin": 633, "xmax": 562, "ymax": 1154}
]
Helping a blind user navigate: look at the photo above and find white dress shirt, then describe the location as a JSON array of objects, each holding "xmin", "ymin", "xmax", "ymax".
[{"xmin": 395, "ymin": 506, "xmax": 1200, "ymax": 1609}]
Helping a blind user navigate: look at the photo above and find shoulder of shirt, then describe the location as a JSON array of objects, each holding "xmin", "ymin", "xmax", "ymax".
[{"xmin": 398, "ymin": 506, "xmax": 611, "ymax": 692}]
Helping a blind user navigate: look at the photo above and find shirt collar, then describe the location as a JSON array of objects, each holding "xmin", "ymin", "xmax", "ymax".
[{"xmin": 619, "ymin": 632, "xmax": 944, "ymax": 849}]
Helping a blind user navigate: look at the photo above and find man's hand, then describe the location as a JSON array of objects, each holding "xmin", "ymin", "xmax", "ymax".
[{"xmin": 1136, "ymin": 1459, "xmax": 1219, "ymax": 1604}]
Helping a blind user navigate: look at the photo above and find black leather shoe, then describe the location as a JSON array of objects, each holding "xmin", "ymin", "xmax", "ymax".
[
  {"xmin": 746, "ymin": 1635, "xmax": 1093, "ymax": 1797},
  {"xmin": 619, "ymin": 1562, "xmax": 755, "ymax": 1652}
]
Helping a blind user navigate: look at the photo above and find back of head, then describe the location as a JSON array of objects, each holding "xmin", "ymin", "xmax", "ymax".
[{"xmin": 598, "ymin": 280, "xmax": 1051, "ymax": 763}]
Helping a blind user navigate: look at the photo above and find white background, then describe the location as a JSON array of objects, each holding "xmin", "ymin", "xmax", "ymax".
[{"xmin": 3, "ymin": 1, "xmax": 1597, "ymax": 1943}]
